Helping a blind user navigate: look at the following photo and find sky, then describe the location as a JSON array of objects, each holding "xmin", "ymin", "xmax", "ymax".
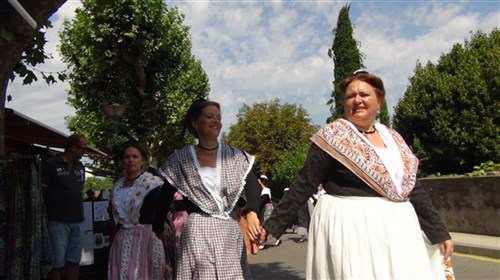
[{"xmin": 6, "ymin": 0, "xmax": 499, "ymax": 136}]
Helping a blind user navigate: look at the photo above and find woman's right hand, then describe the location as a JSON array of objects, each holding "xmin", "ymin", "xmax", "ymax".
[
  {"xmin": 439, "ymin": 239, "xmax": 454, "ymax": 260},
  {"xmin": 245, "ymin": 211, "xmax": 261, "ymax": 242}
]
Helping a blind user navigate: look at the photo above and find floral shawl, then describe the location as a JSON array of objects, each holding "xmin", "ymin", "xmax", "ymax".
[
  {"xmin": 112, "ymin": 172, "xmax": 164, "ymax": 227},
  {"xmin": 159, "ymin": 144, "xmax": 254, "ymax": 219},
  {"xmin": 310, "ymin": 119, "xmax": 419, "ymax": 201}
]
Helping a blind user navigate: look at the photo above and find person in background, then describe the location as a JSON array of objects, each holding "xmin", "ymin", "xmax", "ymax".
[
  {"xmin": 295, "ymin": 195, "xmax": 314, "ymax": 243},
  {"xmin": 260, "ymin": 70, "xmax": 454, "ymax": 280},
  {"xmin": 153, "ymin": 98, "xmax": 261, "ymax": 279},
  {"xmin": 296, "ymin": 184, "xmax": 325, "ymax": 243},
  {"xmin": 85, "ymin": 190, "xmax": 96, "ymax": 201},
  {"xmin": 42, "ymin": 134, "xmax": 87, "ymax": 280},
  {"xmin": 313, "ymin": 183, "xmax": 326, "ymax": 202},
  {"xmin": 282, "ymin": 187, "xmax": 298, "ymax": 233},
  {"xmin": 108, "ymin": 140, "xmax": 169, "ymax": 279},
  {"xmin": 258, "ymin": 175, "xmax": 281, "ymax": 249}
]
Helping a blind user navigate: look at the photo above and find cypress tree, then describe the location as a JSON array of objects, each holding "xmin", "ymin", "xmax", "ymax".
[{"xmin": 327, "ymin": 4, "xmax": 364, "ymax": 123}]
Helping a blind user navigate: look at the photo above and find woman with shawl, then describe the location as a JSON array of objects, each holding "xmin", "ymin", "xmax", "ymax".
[
  {"xmin": 261, "ymin": 71, "xmax": 455, "ymax": 280},
  {"xmin": 108, "ymin": 141, "xmax": 169, "ymax": 279},
  {"xmin": 153, "ymin": 99, "xmax": 261, "ymax": 279}
]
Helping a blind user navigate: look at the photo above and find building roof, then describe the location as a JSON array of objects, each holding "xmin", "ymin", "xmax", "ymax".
[{"xmin": 5, "ymin": 108, "xmax": 107, "ymax": 158}]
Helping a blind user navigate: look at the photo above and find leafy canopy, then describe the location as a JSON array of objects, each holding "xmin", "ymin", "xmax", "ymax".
[
  {"xmin": 222, "ymin": 99, "xmax": 317, "ymax": 177},
  {"xmin": 393, "ymin": 29, "xmax": 499, "ymax": 175},
  {"xmin": 10, "ymin": 21, "xmax": 63, "ymax": 86},
  {"xmin": 271, "ymin": 143, "xmax": 309, "ymax": 198},
  {"xmin": 0, "ymin": 0, "xmax": 68, "ymax": 155},
  {"xmin": 84, "ymin": 176, "xmax": 113, "ymax": 192},
  {"xmin": 378, "ymin": 100, "xmax": 390, "ymax": 127},
  {"xmin": 59, "ymin": 0, "xmax": 210, "ymax": 171}
]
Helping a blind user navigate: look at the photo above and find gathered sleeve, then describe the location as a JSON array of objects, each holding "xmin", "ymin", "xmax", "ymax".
[
  {"xmin": 263, "ymin": 144, "xmax": 333, "ymax": 239},
  {"xmin": 138, "ymin": 187, "xmax": 163, "ymax": 224},
  {"xmin": 409, "ymin": 182, "xmax": 451, "ymax": 244},
  {"xmin": 152, "ymin": 181, "xmax": 178, "ymax": 234},
  {"xmin": 243, "ymin": 171, "xmax": 261, "ymax": 214}
]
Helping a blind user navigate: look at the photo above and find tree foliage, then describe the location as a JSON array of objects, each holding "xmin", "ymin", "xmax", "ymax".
[
  {"xmin": 84, "ymin": 176, "xmax": 113, "ymax": 192},
  {"xmin": 59, "ymin": 0, "xmax": 210, "ymax": 170},
  {"xmin": 327, "ymin": 4, "xmax": 364, "ymax": 122},
  {"xmin": 222, "ymin": 99, "xmax": 317, "ymax": 177},
  {"xmin": 9, "ymin": 21, "xmax": 63, "ymax": 87},
  {"xmin": 1, "ymin": 0, "xmax": 67, "ymax": 94},
  {"xmin": 0, "ymin": 0, "xmax": 68, "ymax": 155},
  {"xmin": 271, "ymin": 143, "xmax": 309, "ymax": 198},
  {"xmin": 393, "ymin": 29, "xmax": 500, "ymax": 175},
  {"xmin": 378, "ymin": 99, "xmax": 390, "ymax": 127}
]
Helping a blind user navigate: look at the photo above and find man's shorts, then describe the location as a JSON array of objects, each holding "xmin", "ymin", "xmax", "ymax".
[{"xmin": 47, "ymin": 221, "xmax": 84, "ymax": 269}]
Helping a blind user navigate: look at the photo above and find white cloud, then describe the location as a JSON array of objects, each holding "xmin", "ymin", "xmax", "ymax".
[
  {"xmin": 353, "ymin": 2, "xmax": 499, "ymax": 112},
  {"xmin": 6, "ymin": 0, "xmax": 498, "ymax": 137}
]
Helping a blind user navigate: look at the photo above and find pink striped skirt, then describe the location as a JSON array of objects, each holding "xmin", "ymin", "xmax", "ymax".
[{"xmin": 108, "ymin": 224, "xmax": 168, "ymax": 280}]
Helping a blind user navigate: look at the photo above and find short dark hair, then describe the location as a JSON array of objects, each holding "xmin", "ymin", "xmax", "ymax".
[
  {"xmin": 65, "ymin": 134, "xmax": 86, "ymax": 150},
  {"xmin": 182, "ymin": 98, "xmax": 221, "ymax": 139},
  {"xmin": 339, "ymin": 71, "xmax": 385, "ymax": 100}
]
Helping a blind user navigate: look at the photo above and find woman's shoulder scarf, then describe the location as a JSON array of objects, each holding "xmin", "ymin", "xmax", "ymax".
[
  {"xmin": 112, "ymin": 172, "xmax": 164, "ymax": 225},
  {"xmin": 310, "ymin": 119, "xmax": 419, "ymax": 201},
  {"xmin": 159, "ymin": 143, "xmax": 255, "ymax": 218}
]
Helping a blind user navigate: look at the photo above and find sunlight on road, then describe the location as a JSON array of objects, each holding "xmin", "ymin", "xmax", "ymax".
[{"xmin": 454, "ymin": 252, "xmax": 500, "ymax": 264}]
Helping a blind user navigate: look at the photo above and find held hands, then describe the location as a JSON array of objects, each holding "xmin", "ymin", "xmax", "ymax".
[
  {"xmin": 439, "ymin": 239, "xmax": 454, "ymax": 260},
  {"xmin": 258, "ymin": 227, "xmax": 267, "ymax": 245},
  {"xmin": 156, "ymin": 227, "xmax": 170, "ymax": 241},
  {"xmin": 245, "ymin": 211, "xmax": 261, "ymax": 243}
]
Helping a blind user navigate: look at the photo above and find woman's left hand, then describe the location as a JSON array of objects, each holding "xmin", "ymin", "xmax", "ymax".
[
  {"xmin": 245, "ymin": 211, "xmax": 261, "ymax": 242},
  {"xmin": 439, "ymin": 239, "xmax": 454, "ymax": 260}
]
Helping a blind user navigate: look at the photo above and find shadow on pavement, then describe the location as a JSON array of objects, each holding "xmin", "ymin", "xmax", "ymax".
[
  {"xmin": 80, "ymin": 264, "xmax": 107, "ymax": 280},
  {"xmin": 250, "ymin": 262, "xmax": 303, "ymax": 280}
]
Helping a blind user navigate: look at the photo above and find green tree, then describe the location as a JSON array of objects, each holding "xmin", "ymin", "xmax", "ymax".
[
  {"xmin": 393, "ymin": 29, "xmax": 500, "ymax": 175},
  {"xmin": 59, "ymin": 0, "xmax": 210, "ymax": 170},
  {"xmin": 327, "ymin": 4, "xmax": 364, "ymax": 123},
  {"xmin": 378, "ymin": 100, "xmax": 390, "ymax": 127},
  {"xmin": 0, "ymin": 0, "xmax": 68, "ymax": 155},
  {"xmin": 271, "ymin": 143, "xmax": 309, "ymax": 198},
  {"xmin": 84, "ymin": 176, "xmax": 114, "ymax": 192},
  {"xmin": 222, "ymin": 99, "xmax": 317, "ymax": 176}
]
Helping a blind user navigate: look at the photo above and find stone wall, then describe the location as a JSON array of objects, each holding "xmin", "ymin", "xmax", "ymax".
[{"xmin": 419, "ymin": 176, "xmax": 500, "ymax": 237}]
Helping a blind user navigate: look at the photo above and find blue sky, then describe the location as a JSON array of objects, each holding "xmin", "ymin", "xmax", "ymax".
[{"xmin": 6, "ymin": 0, "xmax": 499, "ymax": 135}]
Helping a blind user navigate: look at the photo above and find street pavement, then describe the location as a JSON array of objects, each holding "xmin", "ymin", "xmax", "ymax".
[
  {"xmin": 81, "ymin": 230, "xmax": 500, "ymax": 279},
  {"xmin": 249, "ymin": 230, "xmax": 307, "ymax": 279},
  {"xmin": 248, "ymin": 230, "xmax": 500, "ymax": 280},
  {"xmin": 451, "ymin": 232, "xmax": 500, "ymax": 259}
]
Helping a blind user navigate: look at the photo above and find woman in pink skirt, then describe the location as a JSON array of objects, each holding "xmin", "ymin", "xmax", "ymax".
[{"xmin": 108, "ymin": 141, "xmax": 169, "ymax": 279}]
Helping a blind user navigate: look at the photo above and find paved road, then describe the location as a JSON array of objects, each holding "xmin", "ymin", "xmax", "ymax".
[
  {"xmin": 249, "ymin": 231, "xmax": 308, "ymax": 279},
  {"xmin": 249, "ymin": 231, "xmax": 500, "ymax": 280},
  {"xmin": 82, "ymin": 230, "xmax": 500, "ymax": 279}
]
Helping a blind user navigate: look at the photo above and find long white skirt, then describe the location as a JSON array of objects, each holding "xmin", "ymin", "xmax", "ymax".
[{"xmin": 306, "ymin": 195, "xmax": 445, "ymax": 280}]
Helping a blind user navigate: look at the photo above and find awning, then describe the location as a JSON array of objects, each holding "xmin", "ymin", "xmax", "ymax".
[{"xmin": 5, "ymin": 108, "xmax": 107, "ymax": 158}]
